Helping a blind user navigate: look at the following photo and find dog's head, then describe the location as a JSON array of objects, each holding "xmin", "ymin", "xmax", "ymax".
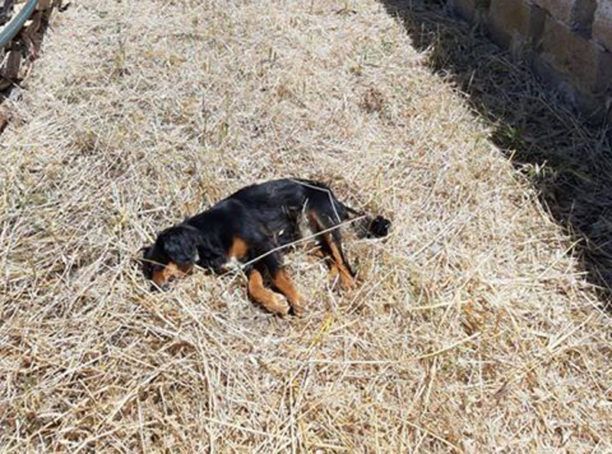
[{"xmin": 141, "ymin": 224, "xmax": 202, "ymax": 289}]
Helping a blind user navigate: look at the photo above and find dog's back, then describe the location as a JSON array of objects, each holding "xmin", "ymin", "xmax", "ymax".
[{"xmin": 228, "ymin": 178, "xmax": 390, "ymax": 242}]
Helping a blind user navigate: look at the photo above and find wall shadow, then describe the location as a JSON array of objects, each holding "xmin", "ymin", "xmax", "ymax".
[{"xmin": 379, "ymin": 0, "xmax": 612, "ymax": 307}]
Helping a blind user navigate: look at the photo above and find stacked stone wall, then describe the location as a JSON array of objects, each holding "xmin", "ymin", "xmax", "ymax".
[{"xmin": 448, "ymin": 0, "xmax": 612, "ymax": 122}]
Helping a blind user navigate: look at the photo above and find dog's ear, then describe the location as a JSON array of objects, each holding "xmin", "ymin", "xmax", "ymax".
[{"xmin": 161, "ymin": 226, "xmax": 201, "ymax": 266}]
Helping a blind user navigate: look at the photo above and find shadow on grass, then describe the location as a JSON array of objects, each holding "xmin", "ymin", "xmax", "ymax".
[{"xmin": 379, "ymin": 0, "xmax": 612, "ymax": 308}]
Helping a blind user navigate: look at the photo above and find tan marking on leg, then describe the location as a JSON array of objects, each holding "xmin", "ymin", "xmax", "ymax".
[
  {"xmin": 247, "ymin": 269, "xmax": 289, "ymax": 315},
  {"xmin": 152, "ymin": 262, "xmax": 192, "ymax": 287},
  {"xmin": 323, "ymin": 233, "xmax": 355, "ymax": 290},
  {"xmin": 308, "ymin": 246, "xmax": 326, "ymax": 260},
  {"xmin": 272, "ymin": 269, "xmax": 304, "ymax": 316},
  {"xmin": 339, "ymin": 271, "xmax": 355, "ymax": 290},
  {"xmin": 308, "ymin": 210, "xmax": 356, "ymax": 290},
  {"xmin": 228, "ymin": 236, "xmax": 249, "ymax": 259},
  {"xmin": 327, "ymin": 261, "xmax": 340, "ymax": 279},
  {"xmin": 309, "ymin": 245, "xmax": 345, "ymax": 285}
]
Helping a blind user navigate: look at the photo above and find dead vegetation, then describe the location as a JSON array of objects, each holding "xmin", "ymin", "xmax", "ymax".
[{"xmin": 0, "ymin": 0, "xmax": 610, "ymax": 452}]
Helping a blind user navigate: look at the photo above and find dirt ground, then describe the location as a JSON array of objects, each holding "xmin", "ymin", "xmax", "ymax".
[{"xmin": 0, "ymin": 0, "xmax": 610, "ymax": 451}]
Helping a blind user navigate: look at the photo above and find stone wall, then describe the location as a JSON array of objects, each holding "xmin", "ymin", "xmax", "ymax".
[{"xmin": 448, "ymin": 0, "xmax": 612, "ymax": 123}]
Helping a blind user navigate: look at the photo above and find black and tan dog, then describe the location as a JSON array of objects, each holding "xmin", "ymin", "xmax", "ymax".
[{"xmin": 142, "ymin": 178, "xmax": 390, "ymax": 316}]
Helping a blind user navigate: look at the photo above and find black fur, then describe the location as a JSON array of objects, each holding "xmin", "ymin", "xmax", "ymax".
[
  {"xmin": 142, "ymin": 178, "xmax": 391, "ymax": 286},
  {"xmin": 160, "ymin": 225, "xmax": 201, "ymax": 265}
]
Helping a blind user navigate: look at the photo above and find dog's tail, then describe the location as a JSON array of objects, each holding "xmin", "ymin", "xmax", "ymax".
[{"xmin": 343, "ymin": 204, "xmax": 392, "ymax": 239}]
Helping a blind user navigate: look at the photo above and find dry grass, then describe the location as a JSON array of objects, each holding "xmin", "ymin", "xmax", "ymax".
[{"xmin": 0, "ymin": 0, "xmax": 610, "ymax": 451}]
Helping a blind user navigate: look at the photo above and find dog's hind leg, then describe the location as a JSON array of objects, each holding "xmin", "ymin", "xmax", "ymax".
[
  {"xmin": 308, "ymin": 211, "xmax": 356, "ymax": 290},
  {"xmin": 307, "ymin": 244, "xmax": 345, "ymax": 286},
  {"xmin": 322, "ymin": 232, "xmax": 356, "ymax": 290}
]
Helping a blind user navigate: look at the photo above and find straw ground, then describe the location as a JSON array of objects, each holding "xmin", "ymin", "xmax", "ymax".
[{"xmin": 0, "ymin": 0, "xmax": 610, "ymax": 451}]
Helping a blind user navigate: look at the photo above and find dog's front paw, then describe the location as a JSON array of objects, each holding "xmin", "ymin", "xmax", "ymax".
[{"xmin": 267, "ymin": 294, "xmax": 291, "ymax": 316}]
